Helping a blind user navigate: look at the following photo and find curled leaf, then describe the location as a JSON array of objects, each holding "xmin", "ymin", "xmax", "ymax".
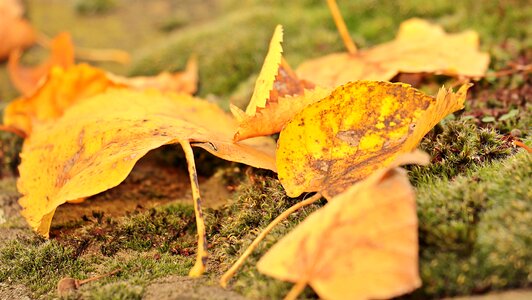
[
  {"xmin": 276, "ymin": 81, "xmax": 470, "ymax": 198},
  {"xmin": 297, "ymin": 18, "xmax": 490, "ymax": 88},
  {"xmin": 17, "ymin": 88, "xmax": 276, "ymax": 237},
  {"xmin": 8, "ymin": 32, "xmax": 75, "ymax": 96},
  {"xmin": 258, "ymin": 152, "xmax": 428, "ymax": 300}
]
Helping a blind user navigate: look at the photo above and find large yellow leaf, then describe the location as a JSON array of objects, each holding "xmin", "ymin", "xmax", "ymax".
[
  {"xmin": 277, "ymin": 81, "xmax": 470, "ymax": 198},
  {"xmin": 257, "ymin": 152, "xmax": 428, "ymax": 300},
  {"xmin": 296, "ymin": 18, "xmax": 489, "ymax": 88},
  {"xmin": 18, "ymin": 88, "xmax": 276, "ymax": 237},
  {"xmin": 231, "ymin": 25, "xmax": 322, "ymax": 141}
]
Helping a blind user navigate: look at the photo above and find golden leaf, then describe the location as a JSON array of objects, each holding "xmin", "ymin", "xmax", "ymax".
[
  {"xmin": 8, "ymin": 32, "xmax": 75, "ymax": 96},
  {"xmin": 296, "ymin": 18, "xmax": 490, "ymax": 88},
  {"xmin": 17, "ymin": 88, "xmax": 276, "ymax": 238},
  {"xmin": 276, "ymin": 81, "xmax": 470, "ymax": 198},
  {"xmin": 257, "ymin": 152, "xmax": 428, "ymax": 300}
]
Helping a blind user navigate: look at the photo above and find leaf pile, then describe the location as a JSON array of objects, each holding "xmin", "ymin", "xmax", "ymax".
[{"xmin": 1, "ymin": 0, "xmax": 507, "ymax": 299}]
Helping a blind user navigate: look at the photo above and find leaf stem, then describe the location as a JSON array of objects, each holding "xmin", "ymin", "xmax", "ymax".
[
  {"xmin": 220, "ymin": 193, "xmax": 322, "ymax": 287},
  {"xmin": 284, "ymin": 279, "xmax": 308, "ymax": 300},
  {"xmin": 0, "ymin": 125, "xmax": 27, "ymax": 138},
  {"xmin": 326, "ymin": 0, "xmax": 357, "ymax": 54},
  {"xmin": 180, "ymin": 140, "xmax": 208, "ymax": 277}
]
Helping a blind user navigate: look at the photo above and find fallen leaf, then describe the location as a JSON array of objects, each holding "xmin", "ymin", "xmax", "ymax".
[
  {"xmin": 17, "ymin": 88, "xmax": 276, "ymax": 237},
  {"xmin": 3, "ymin": 64, "xmax": 122, "ymax": 136},
  {"xmin": 232, "ymin": 87, "xmax": 331, "ymax": 141},
  {"xmin": 296, "ymin": 18, "xmax": 489, "ymax": 88},
  {"xmin": 106, "ymin": 55, "xmax": 199, "ymax": 95},
  {"xmin": 257, "ymin": 152, "xmax": 428, "ymax": 300},
  {"xmin": 276, "ymin": 80, "xmax": 470, "ymax": 198},
  {"xmin": 8, "ymin": 32, "xmax": 75, "ymax": 96},
  {"xmin": 231, "ymin": 25, "xmax": 322, "ymax": 141},
  {"xmin": 0, "ymin": 0, "xmax": 36, "ymax": 61}
]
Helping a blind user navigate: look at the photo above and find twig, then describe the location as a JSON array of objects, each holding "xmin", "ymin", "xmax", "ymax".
[
  {"xmin": 284, "ymin": 279, "xmax": 308, "ymax": 300},
  {"xmin": 181, "ymin": 140, "xmax": 208, "ymax": 277},
  {"xmin": 326, "ymin": 0, "xmax": 357, "ymax": 54},
  {"xmin": 220, "ymin": 193, "xmax": 323, "ymax": 287}
]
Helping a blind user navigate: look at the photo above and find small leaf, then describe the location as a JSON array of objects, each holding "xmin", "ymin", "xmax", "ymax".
[{"xmin": 276, "ymin": 81, "xmax": 469, "ymax": 199}]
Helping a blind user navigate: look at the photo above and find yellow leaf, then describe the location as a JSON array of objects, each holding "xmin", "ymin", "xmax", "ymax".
[
  {"xmin": 3, "ymin": 64, "xmax": 121, "ymax": 136},
  {"xmin": 17, "ymin": 88, "xmax": 276, "ymax": 237},
  {"xmin": 8, "ymin": 32, "xmax": 75, "ymax": 96},
  {"xmin": 276, "ymin": 81, "xmax": 470, "ymax": 198},
  {"xmin": 296, "ymin": 18, "xmax": 490, "ymax": 88},
  {"xmin": 245, "ymin": 24, "xmax": 284, "ymax": 115},
  {"xmin": 257, "ymin": 152, "xmax": 428, "ymax": 300}
]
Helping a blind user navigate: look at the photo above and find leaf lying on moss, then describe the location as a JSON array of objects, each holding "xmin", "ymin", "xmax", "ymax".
[
  {"xmin": 258, "ymin": 152, "xmax": 429, "ymax": 300},
  {"xmin": 17, "ymin": 88, "xmax": 276, "ymax": 237},
  {"xmin": 296, "ymin": 18, "xmax": 490, "ymax": 88},
  {"xmin": 276, "ymin": 81, "xmax": 470, "ymax": 199}
]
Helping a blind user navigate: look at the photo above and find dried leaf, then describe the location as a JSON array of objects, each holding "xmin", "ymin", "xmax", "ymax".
[
  {"xmin": 0, "ymin": 0, "xmax": 36, "ymax": 61},
  {"xmin": 8, "ymin": 32, "xmax": 75, "ymax": 96},
  {"xmin": 231, "ymin": 25, "xmax": 322, "ymax": 141},
  {"xmin": 297, "ymin": 18, "xmax": 490, "ymax": 88},
  {"xmin": 3, "ymin": 64, "xmax": 122, "ymax": 136},
  {"xmin": 245, "ymin": 24, "xmax": 284, "ymax": 115},
  {"xmin": 257, "ymin": 153, "xmax": 428, "ymax": 300},
  {"xmin": 276, "ymin": 81, "xmax": 470, "ymax": 198},
  {"xmin": 17, "ymin": 88, "xmax": 276, "ymax": 237},
  {"xmin": 106, "ymin": 55, "xmax": 199, "ymax": 94}
]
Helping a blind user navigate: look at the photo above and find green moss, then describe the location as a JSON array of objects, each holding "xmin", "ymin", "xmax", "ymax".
[
  {"xmin": 410, "ymin": 151, "xmax": 531, "ymax": 298},
  {"xmin": 0, "ymin": 237, "xmax": 92, "ymax": 296},
  {"xmin": 205, "ymin": 173, "xmax": 324, "ymax": 299},
  {"xmin": 75, "ymin": 0, "xmax": 117, "ymax": 15},
  {"xmin": 0, "ymin": 131, "xmax": 22, "ymax": 178},
  {"xmin": 409, "ymin": 119, "xmax": 515, "ymax": 185},
  {"xmin": 86, "ymin": 282, "xmax": 143, "ymax": 300}
]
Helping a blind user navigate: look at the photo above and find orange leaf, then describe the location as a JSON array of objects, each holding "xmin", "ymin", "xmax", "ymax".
[
  {"xmin": 0, "ymin": 1, "xmax": 36, "ymax": 61},
  {"xmin": 296, "ymin": 18, "xmax": 490, "ymax": 88},
  {"xmin": 257, "ymin": 152, "xmax": 428, "ymax": 300},
  {"xmin": 276, "ymin": 81, "xmax": 470, "ymax": 199},
  {"xmin": 8, "ymin": 32, "xmax": 75, "ymax": 96},
  {"xmin": 17, "ymin": 88, "xmax": 276, "ymax": 237},
  {"xmin": 231, "ymin": 25, "xmax": 323, "ymax": 141},
  {"xmin": 3, "ymin": 64, "xmax": 122, "ymax": 136}
]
